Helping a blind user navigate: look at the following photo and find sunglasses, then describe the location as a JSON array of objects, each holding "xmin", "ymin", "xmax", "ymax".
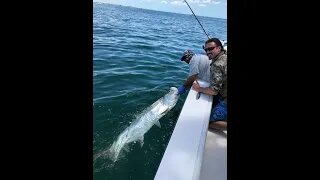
[{"xmin": 204, "ymin": 46, "xmax": 216, "ymax": 52}]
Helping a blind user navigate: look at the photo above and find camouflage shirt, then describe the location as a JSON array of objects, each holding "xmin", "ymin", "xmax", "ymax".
[{"xmin": 210, "ymin": 51, "xmax": 227, "ymax": 99}]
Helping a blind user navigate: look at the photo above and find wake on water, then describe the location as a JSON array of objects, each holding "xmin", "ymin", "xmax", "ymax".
[{"xmin": 94, "ymin": 87, "xmax": 179, "ymax": 164}]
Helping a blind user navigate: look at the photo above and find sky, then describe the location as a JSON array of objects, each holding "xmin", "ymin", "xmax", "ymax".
[{"xmin": 93, "ymin": 0, "xmax": 227, "ymax": 19}]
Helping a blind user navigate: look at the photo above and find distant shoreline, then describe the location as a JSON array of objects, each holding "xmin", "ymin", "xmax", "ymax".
[{"xmin": 93, "ymin": 2, "xmax": 227, "ymax": 20}]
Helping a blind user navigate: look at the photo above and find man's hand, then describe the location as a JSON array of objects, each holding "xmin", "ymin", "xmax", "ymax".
[
  {"xmin": 192, "ymin": 81, "xmax": 201, "ymax": 92},
  {"xmin": 177, "ymin": 85, "xmax": 186, "ymax": 95}
]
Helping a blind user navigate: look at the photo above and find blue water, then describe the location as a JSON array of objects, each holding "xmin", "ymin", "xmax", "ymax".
[{"xmin": 93, "ymin": 2, "xmax": 226, "ymax": 180}]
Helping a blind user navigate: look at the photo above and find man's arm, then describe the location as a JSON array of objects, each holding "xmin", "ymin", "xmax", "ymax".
[
  {"xmin": 192, "ymin": 63, "xmax": 223, "ymax": 96},
  {"xmin": 183, "ymin": 74, "xmax": 197, "ymax": 89},
  {"xmin": 192, "ymin": 83, "xmax": 218, "ymax": 95},
  {"xmin": 177, "ymin": 74, "xmax": 198, "ymax": 95}
]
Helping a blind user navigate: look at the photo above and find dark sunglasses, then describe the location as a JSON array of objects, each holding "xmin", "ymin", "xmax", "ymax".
[{"xmin": 204, "ymin": 46, "xmax": 216, "ymax": 52}]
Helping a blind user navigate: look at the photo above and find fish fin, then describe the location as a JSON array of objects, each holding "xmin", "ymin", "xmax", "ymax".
[
  {"xmin": 139, "ymin": 136, "xmax": 144, "ymax": 147},
  {"xmin": 155, "ymin": 120, "xmax": 161, "ymax": 128}
]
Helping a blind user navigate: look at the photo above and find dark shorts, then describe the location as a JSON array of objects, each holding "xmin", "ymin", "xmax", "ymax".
[{"xmin": 210, "ymin": 95, "xmax": 227, "ymax": 122}]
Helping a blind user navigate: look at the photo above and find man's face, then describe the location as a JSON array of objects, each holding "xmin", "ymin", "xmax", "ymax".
[
  {"xmin": 182, "ymin": 56, "xmax": 191, "ymax": 64},
  {"xmin": 184, "ymin": 57, "xmax": 191, "ymax": 64},
  {"xmin": 204, "ymin": 42, "xmax": 221, "ymax": 59}
]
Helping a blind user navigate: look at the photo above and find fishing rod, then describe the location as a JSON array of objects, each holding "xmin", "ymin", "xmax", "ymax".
[{"xmin": 184, "ymin": 0, "xmax": 210, "ymax": 40}]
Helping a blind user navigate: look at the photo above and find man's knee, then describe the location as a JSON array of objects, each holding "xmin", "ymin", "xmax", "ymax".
[
  {"xmin": 209, "ymin": 121, "xmax": 227, "ymax": 130},
  {"xmin": 210, "ymin": 100, "xmax": 227, "ymax": 122}
]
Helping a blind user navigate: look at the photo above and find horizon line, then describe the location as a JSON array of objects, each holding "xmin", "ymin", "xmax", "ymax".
[{"xmin": 93, "ymin": 2, "xmax": 227, "ymax": 20}]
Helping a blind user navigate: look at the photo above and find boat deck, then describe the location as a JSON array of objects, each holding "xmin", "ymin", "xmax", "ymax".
[{"xmin": 200, "ymin": 129, "xmax": 227, "ymax": 180}]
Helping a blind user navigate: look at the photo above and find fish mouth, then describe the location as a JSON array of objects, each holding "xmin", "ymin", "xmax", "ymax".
[{"xmin": 169, "ymin": 87, "xmax": 178, "ymax": 95}]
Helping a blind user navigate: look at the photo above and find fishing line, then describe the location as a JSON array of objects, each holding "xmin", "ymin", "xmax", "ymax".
[{"xmin": 184, "ymin": 0, "xmax": 210, "ymax": 40}]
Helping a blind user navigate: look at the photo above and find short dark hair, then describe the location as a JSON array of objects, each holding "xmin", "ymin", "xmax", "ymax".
[{"xmin": 204, "ymin": 38, "xmax": 225, "ymax": 52}]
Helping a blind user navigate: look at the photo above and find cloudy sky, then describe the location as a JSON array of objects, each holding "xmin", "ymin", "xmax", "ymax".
[{"xmin": 93, "ymin": 0, "xmax": 227, "ymax": 19}]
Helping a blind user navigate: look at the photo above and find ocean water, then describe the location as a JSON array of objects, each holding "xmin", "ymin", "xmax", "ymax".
[{"xmin": 93, "ymin": 2, "xmax": 227, "ymax": 180}]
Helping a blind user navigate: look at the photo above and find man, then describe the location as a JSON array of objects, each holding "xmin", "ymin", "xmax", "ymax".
[
  {"xmin": 177, "ymin": 50, "xmax": 211, "ymax": 95},
  {"xmin": 192, "ymin": 38, "xmax": 227, "ymax": 130}
]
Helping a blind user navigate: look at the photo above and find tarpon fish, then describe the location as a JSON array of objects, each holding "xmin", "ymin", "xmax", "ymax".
[{"xmin": 108, "ymin": 87, "xmax": 179, "ymax": 162}]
